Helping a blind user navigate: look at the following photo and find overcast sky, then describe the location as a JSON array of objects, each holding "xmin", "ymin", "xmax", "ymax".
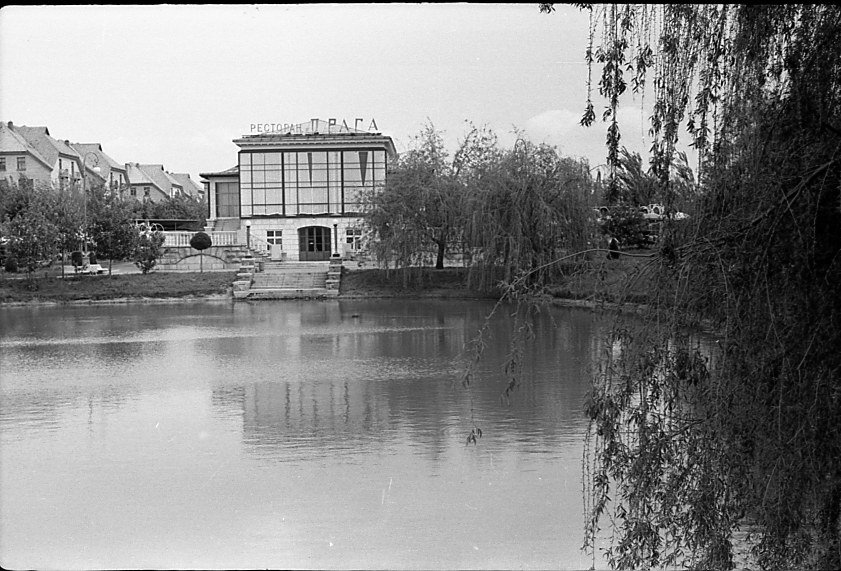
[{"xmin": 0, "ymin": 4, "xmax": 674, "ymax": 180}]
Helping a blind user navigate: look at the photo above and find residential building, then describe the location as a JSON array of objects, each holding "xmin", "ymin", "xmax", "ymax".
[
  {"xmin": 168, "ymin": 172, "xmax": 205, "ymax": 199},
  {"xmin": 1, "ymin": 121, "xmax": 83, "ymax": 188},
  {"xmin": 126, "ymin": 163, "xmax": 183, "ymax": 202},
  {"xmin": 201, "ymin": 119, "xmax": 396, "ymax": 261},
  {"xmin": 126, "ymin": 163, "xmax": 166, "ymax": 201},
  {"xmin": 69, "ymin": 143, "xmax": 128, "ymax": 194}
]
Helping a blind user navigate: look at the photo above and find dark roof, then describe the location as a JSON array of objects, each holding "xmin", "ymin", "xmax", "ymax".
[{"xmin": 199, "ymin": 165, "xmax": 239, "ymax": 179}]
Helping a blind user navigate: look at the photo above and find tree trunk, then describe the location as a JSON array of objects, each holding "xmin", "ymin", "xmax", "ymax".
[{"xmin": 435, "ymin": 240, "xmax": 446, "ymax": 269}]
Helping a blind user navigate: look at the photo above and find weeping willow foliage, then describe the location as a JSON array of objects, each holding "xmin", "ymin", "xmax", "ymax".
[
  {"xmin": 363, "ymin": 122, "xmax": 596, "ymax": 291},
  {"xmin": 362, "ymin": 123, "xmax": 456, "ymax": 285},
  {"xmin": 463, "ymin": 138, "xmax": 596, "ymax": 292},
  {"xmin": 534, "ymin": 4, "xmax": 841, "ymax": 569}
]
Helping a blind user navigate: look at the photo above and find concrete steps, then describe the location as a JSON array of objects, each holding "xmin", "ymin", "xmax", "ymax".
[
  {"xmin": 251, "ymin": 272, "xmax": 328, "ymax": 289},
  {"xmin": 236, "ymin": 260, "xmax": 339, "ymax": 300}
]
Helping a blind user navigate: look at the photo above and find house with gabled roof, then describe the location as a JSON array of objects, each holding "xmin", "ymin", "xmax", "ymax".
[
  {"xmin": 168, "ymin": 172, "xmax": 205, "ymax": 199},
  {"xmin": 1, "ymin": 121, "xmax": 83, "ymax": 188},
  {"xmin": 126, "ymin": 163, "xmax": 166, "ymax": 202},
  {"xmin": 1, "ymin": 122, "xmax": 51, "ymax": 184},
  {"xmin": 126, "ymin": 163, "xmax": 183, "ymax": 202},
  {"xmin": 69, "ymin": 143, "xmax": 128, "ymax": 195}
]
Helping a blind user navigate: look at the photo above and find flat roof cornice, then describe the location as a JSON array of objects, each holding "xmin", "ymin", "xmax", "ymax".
[{"xmin": 233, "ymin": 133, "xmax": 396, "ymax": 157}]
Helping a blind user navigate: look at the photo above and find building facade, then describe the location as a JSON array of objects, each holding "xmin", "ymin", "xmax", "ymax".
[
  {"xmin": 125, "ymin": 163, "xmax": 185, "ymax": 202},
  {"xmin": 168, "ymin": 172, "xmax": 205, "ymax": 199},
  {"xmin": 1, "ymin": 122, "xmax": 84, "ymax": 188},
  {"xmin": 202, "ymin": 119, "xmax": 396, "ymax": 261},
  {"xmin": 3, "ymin": 120, "xmax": 205, "ymax": 203},
  {"xmin": 70, "ymin": 143, "xmax": 128, "ymax": 193}
]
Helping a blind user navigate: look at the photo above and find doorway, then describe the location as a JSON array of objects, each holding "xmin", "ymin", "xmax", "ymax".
[{"xmin": 298, "ymin": 226, "xmax": 331, "ymax": 261}]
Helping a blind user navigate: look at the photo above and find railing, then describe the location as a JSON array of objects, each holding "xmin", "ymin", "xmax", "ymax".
[
  {"xmin": 248, "ymin": 233, "xmax": 272, "ymax": 253},
  {"xmin": 161, "ymin": 231, "xmax": 241, "ymax": 247}
]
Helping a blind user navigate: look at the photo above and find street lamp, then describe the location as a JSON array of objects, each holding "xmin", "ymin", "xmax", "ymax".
[
  {"xmin": 332, "ymin": 220, "xmax": 340, "ymax": 258},
  {"xmin": 245, "ymin": 219, "xmax": 251, "ymax": 249},
  {"xmin": 81, "ymin": 151, "xmax": 101, "ymax": 253}
]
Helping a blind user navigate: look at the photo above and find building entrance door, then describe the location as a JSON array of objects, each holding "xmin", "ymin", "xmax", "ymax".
[{"xmin": 298, "ymin": 226, "xmax": 331, "ymax": 261}]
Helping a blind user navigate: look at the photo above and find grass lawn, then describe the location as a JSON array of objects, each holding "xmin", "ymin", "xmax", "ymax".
[
  {"xmin": 1, "ymin": 251, "xmax": 656, "ymax": 306},
  {"xmin": 339, "ymin": 267, "xmax": 496, "ymax": 298},
  {"xmin": 339, "ymin": 251, "xmax": 655, "ymax": 305},
  {"xmin": 0, "ymin": 271, "xmax": 238, "ymax": 304}
]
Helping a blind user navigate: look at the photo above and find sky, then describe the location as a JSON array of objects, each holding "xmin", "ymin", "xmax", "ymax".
[{"xmin": 0, "ymin": 3, "xmax": 677, "ymax": 181}]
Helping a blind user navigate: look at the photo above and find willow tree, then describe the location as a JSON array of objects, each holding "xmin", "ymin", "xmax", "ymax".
[
  {"xmin": 464, "ymin": 138, "xmax": 596, "ymax": 292},
  {"xmin": 363, "ymin": 122, "xmax": 500, "ymax": 286},
  {"xmin": 536, "ymin": 4, "xmax": 841, "ymax": 570}
]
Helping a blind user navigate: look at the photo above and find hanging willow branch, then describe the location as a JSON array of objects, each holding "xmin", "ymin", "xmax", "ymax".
[{"xmin": 538, "ymin": 4, "xmax": 841, "ymax": 570}]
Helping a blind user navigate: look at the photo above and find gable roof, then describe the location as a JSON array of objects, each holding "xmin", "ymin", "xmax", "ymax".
[
  {"xmin": 168, "ymin": 172, "xmax": 204, "ymax": 196},
  {"xmin": 0, "ymin": 122, "xmax": 54, "ymax": 170},
  {"xmin": 134, "ymin": 164, "xmax": 183, "ymax": 196},
  {"xmin": 70, "ymin": 143, "xmax": 126, "ymax": 173},
  {"xmin": 13, "ymin": 125, "xmax": 80, "ymax": 167},
  {"xmin": 126, "ymin": 162, "xmax": 157, "ymax": 187}
]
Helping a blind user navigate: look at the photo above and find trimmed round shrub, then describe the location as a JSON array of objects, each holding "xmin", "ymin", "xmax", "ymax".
[{"xmin": 190, "ymin": 231, "xmax": 213, "ymax": 251}]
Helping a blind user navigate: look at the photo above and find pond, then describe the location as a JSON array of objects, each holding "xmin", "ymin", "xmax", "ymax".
[{"xmin": 0, "ymin": 299, "xmax": 611, "ymax": 570}]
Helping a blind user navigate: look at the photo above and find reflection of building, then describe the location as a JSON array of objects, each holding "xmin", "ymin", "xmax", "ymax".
[{"xmin": 201, "ymin": 119, "xmax": 396, "ymax": 261}]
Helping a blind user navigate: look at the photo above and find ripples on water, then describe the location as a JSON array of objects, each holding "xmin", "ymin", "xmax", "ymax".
[{"xmin": 0, "ymin": 300, "xmax": 608, "ymax": 570}]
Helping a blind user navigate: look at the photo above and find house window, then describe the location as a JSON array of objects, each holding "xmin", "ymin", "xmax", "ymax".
[
  {"xmin": 144, "ymin": 186, "xmax": 150, "ymax": 198},
  {"xmin": 130, "ymin": 187, "xmax": 137, "ymax": 197},
  {"xmin": 0, "ymin": 157, "xmax": 5, "ymax": 171},
  {"xmin": 16, "ymin": 157, "xmax": 26, "ymax": 171},
  {"xmin": 346, "ymin": 228, "xmax": 363, "ymax": 251},
  {"xmin": 266, "ymin": 230, "xmax": 282, "ymax": 252}
]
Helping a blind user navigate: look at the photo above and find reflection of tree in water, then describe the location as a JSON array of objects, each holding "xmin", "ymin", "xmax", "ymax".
[{"xmin": 207, "ymin": 301, "xmax": 604, "ymax": 465}]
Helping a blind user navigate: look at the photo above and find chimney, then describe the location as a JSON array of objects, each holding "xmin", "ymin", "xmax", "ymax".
[{"xmin": 7, "ymin": 121, "xmax": 12, "ymax": 128}]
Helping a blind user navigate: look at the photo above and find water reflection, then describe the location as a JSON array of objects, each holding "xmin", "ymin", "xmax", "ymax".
[{"xmin": 1, "ymin": 300, "xmax": 608, "ymax": 570}]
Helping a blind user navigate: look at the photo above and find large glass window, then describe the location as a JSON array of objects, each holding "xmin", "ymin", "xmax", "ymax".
[
  {"xmin": 238, "ymin": 147, "xmax": 388, "ymax": 216},
  {"xmin": 342, "ymin": 150, "xmax": 385, "ymax": 213},
  {"xmin": 297, "ymin": 151, "xmax": 329, "ymax": 215},
  {"xmin": 215, "ymin": 181, "xmax": 240, "ymax": 218}
]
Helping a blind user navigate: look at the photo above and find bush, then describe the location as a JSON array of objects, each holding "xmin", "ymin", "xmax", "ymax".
[
  {"xmin": 189, "ymin": 231, "xmax": 212, "ymax": 251},
  {"xmin": 4, "ymin": 257, "xmax": 18, "ymax": 273},
  {"xmin": 600, "ymin": 205, "xmax": 651, "ymax": 249},
  {"xmin": 133, "ymin": 231, "xmax": 165, "ymax": 274}
]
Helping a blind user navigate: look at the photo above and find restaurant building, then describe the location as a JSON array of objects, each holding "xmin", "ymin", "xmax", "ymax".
[{"xmin": 202, "ymin": 119, "xmax": 396, "ymax": 261}]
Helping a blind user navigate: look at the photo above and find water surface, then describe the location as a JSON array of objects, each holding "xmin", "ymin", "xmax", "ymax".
[{"xmin": 0, "ymin": 299, "xmax": 607, "ymax": 570}]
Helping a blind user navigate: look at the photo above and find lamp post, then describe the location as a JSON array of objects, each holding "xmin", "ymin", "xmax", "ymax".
[
  {"xmin": 245, "ymin": 220, "xmax": 251, "ymax": 249},
  {"xmin": 332, "ymin": 221, "xmax": 339, "ymax": 258},
  {"xmin": 81, "ymin": 152, "xmax": 100, "ymax": 253}
]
